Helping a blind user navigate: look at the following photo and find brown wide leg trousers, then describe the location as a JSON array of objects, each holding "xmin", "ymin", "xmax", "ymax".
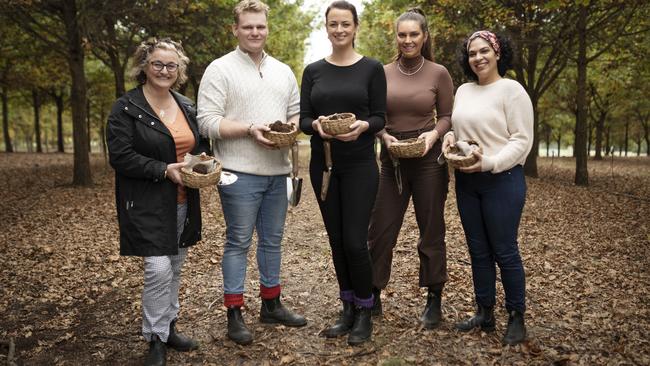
[{"xmin": 368, "ymin": 140, "xmax": 449, "ymax": 290}]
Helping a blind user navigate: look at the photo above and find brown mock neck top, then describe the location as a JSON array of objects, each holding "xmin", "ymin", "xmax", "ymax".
[{"xmin": 379, "ymin": 58, "xmax": 454, "ymax": 138}]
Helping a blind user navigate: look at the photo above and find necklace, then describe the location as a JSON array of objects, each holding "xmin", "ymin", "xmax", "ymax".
[
  {"xmin": 397, "ymin": 56, "xmax": 425, "ymax": 76},
  {"xmin": 144, "ymin": 90, "xmax": 178, "ymax": 128}
]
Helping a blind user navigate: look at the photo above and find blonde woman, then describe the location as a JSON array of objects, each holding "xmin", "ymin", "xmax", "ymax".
[{"xmin": 107, "ymin": 38, "xmax": 209, "ymax": 365}]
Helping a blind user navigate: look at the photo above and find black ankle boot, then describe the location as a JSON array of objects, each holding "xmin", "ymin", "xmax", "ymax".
[
  {"xmin": 323, "ymin": 301, "xmax": 355, "ymax": 338},
  {"xmin": 347, "ymin": 306, "xmax": 372, "ymax": 345},
  {"xmin": 260, "ymin": 296, "xmax": 307, "ymax": 327},
  {"xmin": 227, "ymin": 307, "xmax": 253, "ymax": 345},
  {"xmin": 166, "ymin": 319, "xmax": 199, "ymax": 352},
  {"xmin": 502, "ymin": 310, "xmax": 526, "ymax": 345},
  {"xmin": 455, "ymin": 304, "xmax": 495, "ymax": 332},
  {"xmin": 144, "ymin": 335, "xmax": 166, "ymax": 366},
  {"xmin": 371, "ymin": 288, "xmax": 382, "ymax": 317},
  {"xmin": 420, "ymin": 289, "xmax": 442, "ymax": 329}
]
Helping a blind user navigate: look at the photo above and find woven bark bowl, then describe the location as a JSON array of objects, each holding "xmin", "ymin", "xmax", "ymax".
[
  {"xmin": 180, "ymin": 158, "xmax": 222, "ymax": 189},
  {"xmin": 262, "ymin": 122, "xmax": 300, "ymax": 147},
  {"xmin": 388, "ymin": 137, "xmax": 426, "ymax": 158},
  {"xmin": 321, "ymin": 113, "xmax": 356, "ymax": 135},
  {"xmin": 444, "ymin": 139, "xmax": 482, "ymax": 168}
]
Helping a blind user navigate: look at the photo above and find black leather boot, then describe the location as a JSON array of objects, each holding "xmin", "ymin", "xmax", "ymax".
[
  {"xmin": 371, "ymin": 288, "xmax": 382, "ymax": 317},
  {"xmin": 323, "ymin": 301, "xmax": 355, "ymax": 338},
  {"xmin": 420, "ymin": 289, "xmax": 442, "ymax": 329},
  {"xmin": 455, "ymin": 304, "xmax": 495, "ymax": 332},
  {"xmin": 144, "ymin": 335, "xmax": 166, "ymax": 366},
  {"xmin": 502, "ymin": 310, "xmax": 526, "ymax": 345},
  {"xmin": 347, "ymin": 306, "xmax": 373, "ymax": 345},
  {"xmin": 259, "ymin": 296, "xmax": 307, "ymax": 327},
  {"xmin": 166, "ymin": 319, "xmax": 199, "ymax": 351},
  {"xmin": 227, "ymin": 307, "xmax": 253, "ymax": 345}
]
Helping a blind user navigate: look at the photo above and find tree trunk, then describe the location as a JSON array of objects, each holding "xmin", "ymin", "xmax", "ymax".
[
  {"xmin": 32, "ymin": 89, "xmax": 42, "ymax": 153},
  {"xmin": 557, "ymin": 131, "xmax": 562, "ymax": 157},
  {"xmin": 605, "ymin": 126, "xmax": 611, "ymax": 156},
  {"xmin": 594, "ymin": 112, "xmax": 605, "ymax": 160},
  {"xmin": 587, "ymin": 122, "xmax": 594, "ymax": 157},
  {"xmin": 636, "ymin": 133, "xmax": 641, "ymax": 156},
  {"xmin": 545, "ymin": 124, "xmax": 551, "ymax": 157},
  {"xmin": 643, "ymin": 121, "xmax": 649, "ymax": 156},
  {"xmin": 99, "ymin": 104, "xmax": 107, "ymax": 164},
  {"xmin": 63, "ymin": 0, "xmax": 92, "ymax": 185},
  {"xmin": 1, "ymin": 86, "xmax": 13, "ymax": 152},
  {"xmin": 574, "ymin": 4, "xmax": 589, "ymax": 186},
  {"xmin": 524, "ymin": 102, "xmax": 539, "ymax": 177},
  {"xmin": 87, "ymin": 98, "xmax": 91, "ymax": 152},
  {"xmin": 623, "ymin": 119, "xmax": 630, "ymax": 156},
  {"xmin": 54, "ymin": 92, "xmax": 65, "ymax": 152}
]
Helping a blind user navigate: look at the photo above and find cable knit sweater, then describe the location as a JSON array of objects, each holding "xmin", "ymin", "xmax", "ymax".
[
  {"xmin": 451, "ymin": 78, "xmax": 533, "ymax": 173},
  {"xmin": 197, "ymin": 47, "xmax": 300, "ymax": 176}
]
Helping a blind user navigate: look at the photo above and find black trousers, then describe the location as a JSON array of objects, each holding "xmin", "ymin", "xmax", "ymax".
[{"xmin": 310, "ymin": 154, "xmax": 378, "ymax": 300}]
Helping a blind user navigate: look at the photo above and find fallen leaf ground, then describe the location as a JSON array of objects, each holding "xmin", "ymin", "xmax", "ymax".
[{"xmin": 0, "ymin": 151, "xmax": 648, "ymax": 365}]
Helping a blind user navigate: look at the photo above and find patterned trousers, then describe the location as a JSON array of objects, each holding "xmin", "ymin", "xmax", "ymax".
[{"xmin": 142, "ymin": 203, "xmax": 188, "ymax": 342}]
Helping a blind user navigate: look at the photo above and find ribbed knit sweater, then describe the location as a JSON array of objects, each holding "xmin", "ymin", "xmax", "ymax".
[
  {"xmin": 451, "ymin": 78, "xmax": 534, "ymax": 173},
  {"xmin": 197, "ymin": 47, "xmax": 300, "ymax": 175}
]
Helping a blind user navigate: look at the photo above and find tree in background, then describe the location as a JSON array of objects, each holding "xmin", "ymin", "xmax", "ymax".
[
  {"xmin": 6, "ymin": 0, "xmax": 92, "ymax": 185},
  {"xmin": 571, "ymin": 1, "xmax": 643, "ymax": 185}
]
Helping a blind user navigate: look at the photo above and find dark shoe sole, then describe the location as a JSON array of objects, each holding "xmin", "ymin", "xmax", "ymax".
[
  {"xmin": 502, "ymin": 332, "xmax": 527, "ymax": 345},
  {"xmin": 455, "ymin": 324, "xmax": 495, "ymax": 332},
  {"xmin": 259, "ymin": 316, "xmax": 307, "ymax": 327},
  {"xmin": 347, "ymin": 334, "xmax": 371, "ymax": 346},
  {"xmin": 167, "ymin": 343, "xmax": 199, "ymax": 352},
  {"xmin": 322, "ymin": 327, "xmax": 352, "ymax": 338},
  {"xmin": 227, "ymin": 333, "xmax": 253, "ymax": 345},
  {"xmin": 422, "ymin": 320, "xmax": 441, "ymax": 329}
]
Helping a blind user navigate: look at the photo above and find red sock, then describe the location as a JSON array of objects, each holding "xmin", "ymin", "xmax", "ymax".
[
  {"xmin": 224, "ymin": 293, "xmax": 244, "ymax": 308},
  {"xmin": 259, "ymin": 284, "xmax": 281, "ymax": 300}
]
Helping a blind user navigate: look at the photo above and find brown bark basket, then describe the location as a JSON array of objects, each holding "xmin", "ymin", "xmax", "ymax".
[
  {"xmin": 321, "ymin": 113, "xmax": 356, "ymax": 135},
  {"xmin": 443, "ymin": 139, "xmax": 482, "ymax": 168},
  {"xmin": 388, "ymin": 138, "xmax": 426, "ymax": 158},
  {"xmin": 180, "ymin": 159, "xmax": 222, "ymax": 189},
  {"xmin": 262, "ymin": 125, "xmax": 300, "ymax": 147}
]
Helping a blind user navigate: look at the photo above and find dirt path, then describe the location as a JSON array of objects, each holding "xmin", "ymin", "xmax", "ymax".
[{"xmin": 0, "ymin": 153, "xmax": 648, "ymax": 365}]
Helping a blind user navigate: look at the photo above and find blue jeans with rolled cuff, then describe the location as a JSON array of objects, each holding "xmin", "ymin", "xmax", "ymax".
[
  {"xmin": 455, "ymin": 165, "xmax": 526, "ymax": 313},
  {"xmin": 218, "ymin": 172, "xmax": 288, "ymax": 296}
]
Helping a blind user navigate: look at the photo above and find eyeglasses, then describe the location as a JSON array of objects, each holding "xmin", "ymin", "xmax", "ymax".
[{"xmin": 150, "ymin": 61, "xmax": 179, "ymax": 72}]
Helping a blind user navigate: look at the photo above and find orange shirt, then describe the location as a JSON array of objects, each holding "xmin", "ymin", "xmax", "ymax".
[{"xmin": 161, "ymin": 108, "xmax": 195, "ymax": 203}]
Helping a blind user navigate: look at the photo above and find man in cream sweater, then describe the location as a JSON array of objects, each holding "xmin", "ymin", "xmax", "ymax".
[{"xmin": 197, "ymin": 0, "xmax": 305, "ymax": 346}]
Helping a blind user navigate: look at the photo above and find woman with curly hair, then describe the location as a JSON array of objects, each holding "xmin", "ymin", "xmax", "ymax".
[
  {"xmin": 443, "ymin": 31, "xmax": 533, "ymax": 345},
  {"xmin": 107, "ymin": 38, "xmax": 210, "ymax": 365}
]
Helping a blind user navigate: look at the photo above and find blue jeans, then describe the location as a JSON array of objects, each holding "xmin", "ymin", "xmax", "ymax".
[
  {"xmin": 455, "ymin": 165, "xmax": 526, "ymax": 313},
  {"xmin": 218, "ymin": 172, "xmax": 288, "ymax": 295}
]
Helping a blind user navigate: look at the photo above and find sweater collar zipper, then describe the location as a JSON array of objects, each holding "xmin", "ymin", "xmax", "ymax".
[{"xmin": 237, "ymin": 46, "xmax": 267, "ymax": 79}]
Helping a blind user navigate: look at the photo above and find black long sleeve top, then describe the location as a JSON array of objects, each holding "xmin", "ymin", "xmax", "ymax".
[{"xmin": 300, "ymin": 57, "xmax": 387, "ymax": 162}]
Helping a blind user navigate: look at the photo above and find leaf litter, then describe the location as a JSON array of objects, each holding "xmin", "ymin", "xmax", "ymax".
[{"xmin": 0, "ymin": 153, "xmax": 648, "ymax": 365}]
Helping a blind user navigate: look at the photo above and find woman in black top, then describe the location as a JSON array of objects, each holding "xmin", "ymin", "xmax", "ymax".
[{"xmin": 299, "ymin": 0, "xmax": 386, "ymax": 346}]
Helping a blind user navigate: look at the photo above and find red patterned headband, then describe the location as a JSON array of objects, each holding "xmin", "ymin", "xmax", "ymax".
[{"xmin": 467, "ymin": 30, "xmax": 500, "ymax": 56}]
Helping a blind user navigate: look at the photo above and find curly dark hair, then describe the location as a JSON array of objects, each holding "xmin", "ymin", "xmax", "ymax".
[
  {"xmin": 129, "ymin": 37, "xmax": 190, "ymax": 89},
  {"xmin": 458, "ymin": 32, "xmax": 513, "ymax": 82}
]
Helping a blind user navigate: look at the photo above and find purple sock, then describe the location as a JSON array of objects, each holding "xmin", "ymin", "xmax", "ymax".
[
  {"xmin": 339, "ymin": 290, "xmax": 354, "ymax": 303},
  {"xmin": 354, "ymin": 294, "xmax": 374, "ymax": 308}
]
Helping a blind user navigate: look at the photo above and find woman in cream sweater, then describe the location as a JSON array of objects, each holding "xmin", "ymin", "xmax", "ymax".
[{"xmin": 443, "ymin": 30, "xmax": 533, "ymax": 346}]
